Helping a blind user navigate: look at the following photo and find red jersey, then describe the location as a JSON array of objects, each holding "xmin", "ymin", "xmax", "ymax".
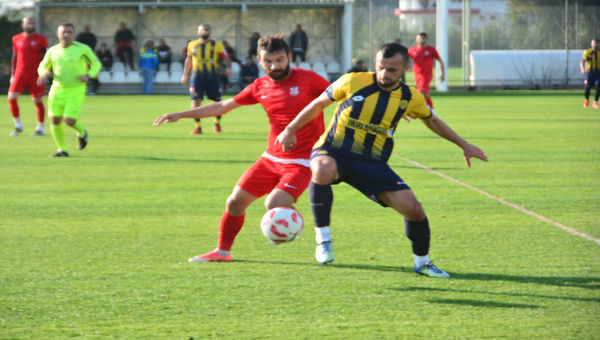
[
  {"xmin": 12, "ymin": 32, "xmax": 48, "ymax": 80},
  {"xmin": 408, "ymin": 45, "xmax": 440, "ymax": 77},
  {"xmin": 233, "ymin": 68, "xmax": 330, "ymax": 160}
]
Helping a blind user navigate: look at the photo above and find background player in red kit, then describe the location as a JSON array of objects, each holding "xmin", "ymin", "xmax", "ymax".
[
  {"xmin": 8, "ymin": 16, "xmax": 48, "ymax": 136},
  {"xmin": 408, "ymin": 32, "xmax": 445, "ymax": 109},
  {"xmin": 153, "ymin": 34, "xmax": 330, "ymax": 262}
]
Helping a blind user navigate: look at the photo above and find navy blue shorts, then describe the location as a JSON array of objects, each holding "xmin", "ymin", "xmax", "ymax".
[
  {"xmin": 586, "ymin": 71, "xmax": 600, "ymax": 87},
  {"xmin": 189, "ymin": 72, "xmax": 222, "ymax": 101},
  {"xmin": 311, "ymin": 146, "xmax": 410, "ymax": 207}
]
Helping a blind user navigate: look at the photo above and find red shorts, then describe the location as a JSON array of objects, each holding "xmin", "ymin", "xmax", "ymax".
[
  {"xmin": 237, "ymin": 157, "xmax": 311, "ymax": 201},
  {"xmin": 9, "ymin": 76, "xmax": 45, "ymax": 97},
  {"xmin": 414, "ymin": 74, "xmax": 433, "ymax": 93}
]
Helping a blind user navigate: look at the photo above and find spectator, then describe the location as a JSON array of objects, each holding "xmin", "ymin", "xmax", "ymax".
[
  {"xmin": 75, "ymin": 25, "xmax": 97, "ymax": 51},
  {"xmin": 114, "ymin": 22, "xmax": 135, "ymax": 70},
  {"xmin": 157, "ymin": 38, "xmax": 172, "ymax": 71},
  {"xmin": 96, "ymin": 43, "xmax": 114, "ymax": 71},
  {"xmin": 348, "ymin": 59, "xmax": 367, "ymax": 73},
  {"xmin": 240, "ymin": 56, "xmax": 258, "ymax": 89},
  {"xmin": 289, "ymin": 24, "xmax": 308, "ymax": 63},
  {"xmin": 76, "ymin": 25, "xmax": 99, "ymax": 95},
  {"xmin": 139, "ymin": 40, "xmax": 159, "ymax": 95},
  {"xmin": 248, "ymin": 32, "xmax": 260, "ymax": 60},
  {"xmin": 222, "ymin": 40, "xmax": 240, "ymax": 64}
]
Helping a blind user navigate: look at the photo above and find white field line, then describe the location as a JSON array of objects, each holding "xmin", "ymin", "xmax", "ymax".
[{"xmin": 393, "ymin": 154, "xmax": 600, "ymax": 246}]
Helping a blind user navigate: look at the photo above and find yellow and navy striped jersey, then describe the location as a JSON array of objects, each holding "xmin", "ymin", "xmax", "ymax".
[
  {"xmin": 314, "ymin": 72, "xmax": 431, "ymax": 162},
  {"xmin": 582, "ymin": 48, "xmax": 600, "ymax": 72},
  {"xmin": 187, "ymin": 39, "xmax": 227, "ymax": 74}
]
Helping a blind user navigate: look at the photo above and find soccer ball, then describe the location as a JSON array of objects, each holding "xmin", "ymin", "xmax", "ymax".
[{"xmin": 260, "ymin": 207, "xmax": 303, "ymax": 244}]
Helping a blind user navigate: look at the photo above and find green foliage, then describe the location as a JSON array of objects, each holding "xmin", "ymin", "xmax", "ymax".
[
  {"xmin": 506, "ymin": 1, "xmax": 600, "ymax": 49},
  {"xmin": 0, "ymin": 93, "xmax": 599, "ymax": 339}
]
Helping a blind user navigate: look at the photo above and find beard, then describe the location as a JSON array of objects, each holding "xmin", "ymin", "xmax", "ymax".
[
  {"xmin": 24, "ymin": 27, "xmax": 35, "ymax": 34},
  {"xmin": 377, "ymin": 74, "xmax": 402, "ymax": 90},
  {"xmin": 267, "ymin": 64, "xmax": 290, "ymax": 81},
  {"xmin": 200, "ymin": 33, "xmax": 210, "ymax": 40}
]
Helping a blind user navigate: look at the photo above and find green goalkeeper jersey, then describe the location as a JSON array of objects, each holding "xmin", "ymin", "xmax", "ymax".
[{"xmin": 38, "ymin": 41, "xmax": 101, "ymax": 88}]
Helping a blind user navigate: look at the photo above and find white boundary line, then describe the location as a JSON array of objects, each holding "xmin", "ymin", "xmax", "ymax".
[{"xmin": 393, "ymin": 154, "xmax": 600, "ymax": 246}]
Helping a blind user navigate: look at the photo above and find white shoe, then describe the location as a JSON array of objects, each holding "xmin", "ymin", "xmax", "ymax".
[
  {"xmin": 414, "ymin": 261, "xmax": 450, "ymax": 278},
  {"xmin": 9, "ymin": 127, "xmax": 23, "ymax": 137},
  {"xmin": 315, "ymin": 241, "xmax": 334, "ymax": 264},
  {"xmin": 32, "ymin": 129, "xmax": 44, "ymax": 136}
]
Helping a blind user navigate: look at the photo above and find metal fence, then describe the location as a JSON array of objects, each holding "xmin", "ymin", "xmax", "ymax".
[{"xmin": 352, "ymin": 0, "xmax": 600, "ymax": 88}]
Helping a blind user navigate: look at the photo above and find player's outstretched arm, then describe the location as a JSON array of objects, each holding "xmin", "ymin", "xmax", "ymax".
[
  {"xmin": 422, "ymin": 114, "xmax": 488, "ymax": 167},
  {"xmin": 275, "ymin": 92, "xmax": 333, "ymax": 152},
  {"xmin": 153, "ymin": 98, "xmax": 241, "ymax": 126}
]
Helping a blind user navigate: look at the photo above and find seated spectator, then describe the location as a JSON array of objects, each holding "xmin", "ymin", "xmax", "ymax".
[
  {"xmin": 240, "ymin": 56, "xmax": 258, "ymax": 89},
  {"xmin": 114, "ymin": 21, "xmax": 136, "ymax": 70},
  {"xmin": 97, "ymin": 42, "xmax": 114, "ymax": 71},
  {"xmin": 157, "ymin": 38, "xmax": 172, "ymax": 71},
  {"xmin": 348, "ymin": 59, "xmax": 367, "ymax": 73}
]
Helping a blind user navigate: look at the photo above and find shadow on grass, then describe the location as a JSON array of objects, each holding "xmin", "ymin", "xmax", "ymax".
[
  {"xmin": 236, "ymin": 259, "xmax": 599, "ymax": 291},
  {"xmin": 391, "ymin": 286, "xmax": 600, "ymax": 304},
  {"xmin": 425, "ymin": 298, "xmax": 540, "ymax": 309}
]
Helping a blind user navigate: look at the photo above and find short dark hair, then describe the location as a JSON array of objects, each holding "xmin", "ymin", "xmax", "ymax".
[
  {"xmin": 59, "ymin": 22, "xmax": 75, "ymax": 30},
  {"xmin": 417, "ymin": 32, "xmax": 428, "ymax": 38},
  {"xmin": 258, "ymin": 34, "xmax": 289, "ymax": 55},
  {"xmin": 378, "ymin": 42, "xmax": 409, "ymax": 64}
]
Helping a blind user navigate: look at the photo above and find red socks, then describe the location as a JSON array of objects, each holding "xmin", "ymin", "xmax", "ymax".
[
  {"xmin": 425, "ymin": 97, "xmax": 434, "ymax": 109},
  {"xmin": 217, "ymin": 212, "xmax": 245, "ymax": 251},
  {"xmin": 8, "ymin": 99, "xmax": 44, "ymax": 123},
  {"xmin": 8, "ymin": 99, "xmax": 19, "ymax": 118},
  {"xmin": 34, "ymin": 101, "xmax": 45, "ymax": 123}
]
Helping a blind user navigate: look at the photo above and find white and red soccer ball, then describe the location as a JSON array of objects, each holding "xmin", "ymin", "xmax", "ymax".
[{"xmin": 260, "ymin": 207, "xmax": 303, "ymax": 244}]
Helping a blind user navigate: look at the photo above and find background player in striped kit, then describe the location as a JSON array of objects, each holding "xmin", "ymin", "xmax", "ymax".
[
  {"xmin": 181, "ymin": 24, "xmax": 232, "ymax": 135},
  {"xmin": 580, "ymin": 38, "xmax": 600, "ymax": 108}
]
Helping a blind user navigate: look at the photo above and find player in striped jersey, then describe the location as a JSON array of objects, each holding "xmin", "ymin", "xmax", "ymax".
[
  {"xmin": 182, "ymin": 24, "xmax": 232, "ymax": 134},
  {"xmin": 277, "ymin": 42, "xmax": 488, "ymax": 278},
  {"xmin": 580, "ymin": 38, "xmax": 600, "ymax": 108}
]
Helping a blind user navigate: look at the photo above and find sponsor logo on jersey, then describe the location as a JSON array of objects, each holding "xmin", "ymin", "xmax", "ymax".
[
  {"xmin": 290, "ymin": 86, "xmax": 299, "ymax": 96},
  {"xmin": 352, "ymin": 95, "xmax": 365, "ymax": 102}
]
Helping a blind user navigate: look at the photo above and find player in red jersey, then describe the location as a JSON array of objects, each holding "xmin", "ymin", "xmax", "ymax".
[
  {"xmin": 408, "ymin": 32, "xmax": 445, "ymax": 109},
  {"xmin": 8, "ymin": 17, "xmax": 48, "ymax": 136},
  {"xmin": 153, "ymin": 34, "xmax": 330, "ymax": 262}
]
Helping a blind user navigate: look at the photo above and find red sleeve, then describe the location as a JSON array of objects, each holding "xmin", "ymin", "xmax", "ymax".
[
  {"xmin": 431, "ymin": 47, "xmax": 441, "ymax": 60},
  {"xmin": 408, "ymin": 47, "xmax": 415, "ymax": 58},
  {"xmin": 233, "ymin": 80, "xmax": 259, "ymax": 105}
]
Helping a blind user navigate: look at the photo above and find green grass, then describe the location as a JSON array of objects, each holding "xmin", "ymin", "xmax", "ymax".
[
  {"xmin": 404, "ymin": 66, "xmax": 464, "ymax": 87},
  {"xmin": 1, "ymin": 91, "xmax": 599, "ymax": 339}
]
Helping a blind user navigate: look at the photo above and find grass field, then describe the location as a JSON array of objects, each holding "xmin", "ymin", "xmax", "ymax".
[{"xmin": 1, "ymin": 90, "xmax": 599, "ymax": 339}]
